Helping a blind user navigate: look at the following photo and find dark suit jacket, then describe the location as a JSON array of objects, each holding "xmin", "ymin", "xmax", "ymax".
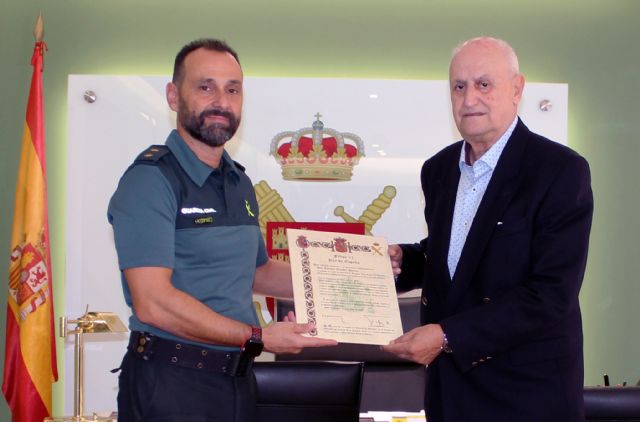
[{"xmin": 397, "ymin": 119, "xmax": 593, "ymax": 422}]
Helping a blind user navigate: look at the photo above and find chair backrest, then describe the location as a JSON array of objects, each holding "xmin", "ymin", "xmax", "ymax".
[
  {"xmin": 253, "ymin": 361, "xmax": 364, "ymax": 422},
  {"xmin": 584, "ymin": 386, "xmax": 640, "ymax": 422}
]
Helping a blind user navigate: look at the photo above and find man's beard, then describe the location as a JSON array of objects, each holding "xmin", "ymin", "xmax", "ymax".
[{"xmin": 178, "ymin": 101, "xmax": 241, "ymax": 147}]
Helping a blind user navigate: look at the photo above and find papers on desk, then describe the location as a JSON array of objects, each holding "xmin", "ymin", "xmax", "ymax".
[{"xmin": 359, "ymin": 410, "xmax": 426, "ymax": 421}]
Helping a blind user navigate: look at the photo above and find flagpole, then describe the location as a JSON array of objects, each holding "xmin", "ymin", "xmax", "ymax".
[{"xmin": 3, "ymin": 11, "xmax": 59, "ymax": 422}]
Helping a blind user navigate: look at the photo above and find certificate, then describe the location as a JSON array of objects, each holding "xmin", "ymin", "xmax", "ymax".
[{"xmin": 286, "ymin": 228, "xmax": 403, "ymax": 345}]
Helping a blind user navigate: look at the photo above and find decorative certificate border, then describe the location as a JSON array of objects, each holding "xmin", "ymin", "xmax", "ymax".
[{"xmin": 299, "ymin": 248, "xmax": 317, "ymax": 336}]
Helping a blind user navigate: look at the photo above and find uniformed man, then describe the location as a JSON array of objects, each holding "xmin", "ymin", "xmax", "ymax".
[{"xmin": 108, "ymin": 38, "xmax": 337, "ymax": 422}]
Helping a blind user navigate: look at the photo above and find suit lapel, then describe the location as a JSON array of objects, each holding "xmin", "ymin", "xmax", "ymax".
[
  {"xmin": 437, "ymin": 154, "xmax": 462, "ymax": 289},
  {"xmin": 426, "ymin": 143, "xmax": 461, "ymax": 298},
  {"xmin": 445, "ymin": 120, "xmax": 530, "ymax": 311}
]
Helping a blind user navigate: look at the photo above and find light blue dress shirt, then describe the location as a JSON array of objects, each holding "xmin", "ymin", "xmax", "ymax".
[{"xmin": 447, "ymin": 117, "xmax": 518, "ymax": 279}]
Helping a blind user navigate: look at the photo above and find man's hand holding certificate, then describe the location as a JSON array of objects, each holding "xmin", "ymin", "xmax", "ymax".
[{"xmin": 286, "ymin": 229, "xmax": 403, "ymax": 345}]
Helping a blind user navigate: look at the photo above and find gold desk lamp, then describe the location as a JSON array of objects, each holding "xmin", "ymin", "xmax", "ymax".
[{"xmin": 46, "ymin": 309, "xmax": 128, "ymax": 422}]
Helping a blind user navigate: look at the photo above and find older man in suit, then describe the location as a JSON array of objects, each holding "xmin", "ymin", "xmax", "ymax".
[{"xmin": 383, "ymin": 37, "xmax": 593, "ymax": 421}]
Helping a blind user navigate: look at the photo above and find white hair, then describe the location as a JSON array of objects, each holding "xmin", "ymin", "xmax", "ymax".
[{"xmin": 452, "ymin": 36, "xmax": 520, "ymax": 75}]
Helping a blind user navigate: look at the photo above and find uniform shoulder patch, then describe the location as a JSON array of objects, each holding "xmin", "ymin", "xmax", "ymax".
[{"xmin": 134, "ymin": 145, "xmax": 170, "ymax": 163}]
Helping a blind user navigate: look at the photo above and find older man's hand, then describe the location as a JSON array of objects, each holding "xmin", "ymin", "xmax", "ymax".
[
  {"xmin": 388, "ymin": 244, "xmax": 403, "ymax": 277},
  {"xmin": 381, "ymin": 323, "xmax": 444, "ymax": 365}
]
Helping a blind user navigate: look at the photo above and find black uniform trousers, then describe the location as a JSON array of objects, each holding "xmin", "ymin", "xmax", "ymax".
[{"xmin": 117, "ymin": 350, "xmax": 257, "ymax": 422}]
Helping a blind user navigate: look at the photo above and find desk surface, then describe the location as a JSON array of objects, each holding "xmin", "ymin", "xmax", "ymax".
[{"xmin": 360, "ymin": 411, "xmax": 426, "ymax": 421}]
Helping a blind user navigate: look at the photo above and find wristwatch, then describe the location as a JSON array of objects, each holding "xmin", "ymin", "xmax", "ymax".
[
  {"xmin": 441, "ymin": 331, "xmax": 453, "ymax": 354},
  {"xmin": 242, "ymin": 326, "xmax": 264, "ymax": 357}
]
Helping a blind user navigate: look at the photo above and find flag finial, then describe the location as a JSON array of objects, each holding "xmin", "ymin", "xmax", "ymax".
[{"xmin": 33, "ymin": 12, "xmax": 44, "ymax": 42}]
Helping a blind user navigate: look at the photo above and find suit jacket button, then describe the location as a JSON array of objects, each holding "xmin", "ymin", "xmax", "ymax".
[
  {"xmin": 421, "ymin": 296, "xmax": 428, "ymax": 306},
  {"xmin": 482, "ymin": 297, "xmax": 491, "ymax": 304}
]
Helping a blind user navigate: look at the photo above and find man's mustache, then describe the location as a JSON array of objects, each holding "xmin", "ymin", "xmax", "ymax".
[{"xmin": 199, "ymin": 108, "xmax": 234, "ymax": 122}]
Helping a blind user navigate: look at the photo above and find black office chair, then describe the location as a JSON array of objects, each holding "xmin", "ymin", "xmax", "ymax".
[
  {"xmin": 275, "ymin": 296, "xmax": 426, "ymax": 412},
  {"xmin": 584, "ymin": 386, "xmax": 640, "ymax": 421},
  {"xmin": 253, "ymin": 361, "xmax": 364, "ymax": 422}
]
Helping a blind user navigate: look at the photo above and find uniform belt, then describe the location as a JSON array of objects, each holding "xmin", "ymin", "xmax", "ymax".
[{"xmin": 127, "ymin": 331, "xmax": 251, "ymax": 377}]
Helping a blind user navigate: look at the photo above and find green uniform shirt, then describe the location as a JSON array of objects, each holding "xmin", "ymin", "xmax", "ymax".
[{"xmin": 108, "ymin": 130, "xmax": 267, "ymax": 350}]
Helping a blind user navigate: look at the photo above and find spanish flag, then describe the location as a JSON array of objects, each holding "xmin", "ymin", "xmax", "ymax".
[{"xmin": 3, "ymin": 20, "xmax": 58, "ymax": 422}]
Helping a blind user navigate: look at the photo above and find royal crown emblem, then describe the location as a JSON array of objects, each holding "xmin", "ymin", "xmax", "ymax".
[{"xmin": 270, "ymin": 113, "xmax": 365, "ymax": 181}]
